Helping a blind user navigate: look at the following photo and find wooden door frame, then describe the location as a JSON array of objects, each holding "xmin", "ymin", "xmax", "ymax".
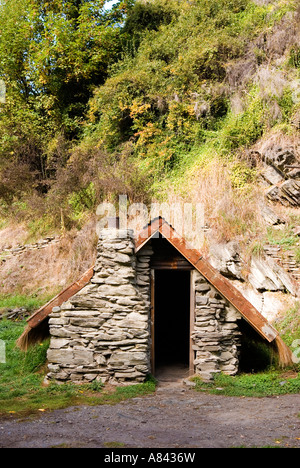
[{"xmin": 150, "ymin": 268, "xmax": 195, "ymax": 376}]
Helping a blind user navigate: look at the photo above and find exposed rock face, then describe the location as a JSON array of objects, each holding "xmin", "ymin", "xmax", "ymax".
[
  {"xmin": 248, "ymin": 256, "xmax": 297, "ymax": 295},
  {"xmin": 266, "ymin": 179, "xmax": 300, "ymax": 207},
  {"xmin": 263, "ymin": 145, "xmax": 297, "ymax": 174},
  {"xmin": 46, "ymin": 228, "xmax": 244, "ymax": 384},
  {"xmin": 0, "ymin": 236, "xmax": 60, "ymax": 261},
  {"xmin": 209, "ymin": 241, "xmax": 244, "ymax": 280},
  {"xmin": 256, "ymin": 143, "xmax": 300, "ymax": 207},
  {"xmin": 207, "ymin": 241, "xmax": 299, "ymax": 322},
  {"xmin": 259, "ymin": 201, "xmax": 284, "ymax": 226},
  {"xmin": 208, "ymin": 238, "xmax": 298, "ymax": 296}
]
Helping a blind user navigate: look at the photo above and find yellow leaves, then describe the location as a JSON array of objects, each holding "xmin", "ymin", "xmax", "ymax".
[
  {"xmin": 187, "ymin": 104, "xmax": 196, "ymax": 117},
  {"xmin": 118, "ymin": 101, "xmax": 128, "ymax": 112},
  {"xmin": 135, "ymin": 122, "xmax": 162, "ymax": 146},
  {"xmin": 129, "ymin": 100, "xmax": 151, "ymax": 118},
  {"xmin": 39, "ymin": 76, "xmax": 47, "ymax": 86}
]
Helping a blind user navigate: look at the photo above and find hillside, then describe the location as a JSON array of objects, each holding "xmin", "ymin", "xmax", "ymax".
[{"xmin": 0, "ymin": 0, "xmax": 299, "ymax": 327}]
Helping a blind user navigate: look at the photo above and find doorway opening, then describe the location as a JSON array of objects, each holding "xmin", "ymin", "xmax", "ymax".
[{"xmin": 153, "ymin": 269, "xmax": 191, "ymax": 381}]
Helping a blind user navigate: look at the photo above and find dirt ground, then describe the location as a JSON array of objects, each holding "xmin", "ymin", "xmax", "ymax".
[{"xmin": 0, "ymin": 367, "xmax": 300, "ymax": 450}]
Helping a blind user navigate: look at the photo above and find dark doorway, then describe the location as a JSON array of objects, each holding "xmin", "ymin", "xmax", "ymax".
[
  {"xmin": 153, "ymin": 270, "xmax": 191, "ymax": 379},
  {"xmin": 238, "ymin": 319, "xmax": 275, "ymax": 372}
]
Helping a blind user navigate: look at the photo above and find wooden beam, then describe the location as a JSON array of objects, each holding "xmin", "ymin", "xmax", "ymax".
[{"xmin": 135, "ymin": 217, "xmax": 166, "ymax": 252}]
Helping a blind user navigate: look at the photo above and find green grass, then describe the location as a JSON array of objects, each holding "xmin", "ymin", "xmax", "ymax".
[
  {"xmin": 0, "ymin": 293, "xmax": 54, "ymax": 313},
  {"xmin": 266, "ymin": 225, "xmax": 298, "ymax": 250},
  {"xmin": 1, "ymin": 317, "xmax": 299, "ymax": 418},
  {"xmin": 295, "ymin": 247, "xmax": 300, "ymax": 265},
  {"xmin": 274, "ymin": 302, "xmax": 300, "ymax": 348},
  {"xmin": 0, "ymin": 319, "xmax": 156, "ymax": 417},
  {"xmin": 192, "ymin": 369, "xmax": 300, "ymax": 397}
]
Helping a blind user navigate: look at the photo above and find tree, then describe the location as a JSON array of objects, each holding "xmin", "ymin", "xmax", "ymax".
[{"xmin": 0, "ymin": 0, "xmax": 134, "ymax": 203}]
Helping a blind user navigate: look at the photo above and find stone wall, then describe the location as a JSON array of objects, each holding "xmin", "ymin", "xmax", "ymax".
[
  {"xmin": 46, "ymin": 229, "xmax": 243, "ymax": 385},
  {"xmin": 46, "ymin": 229, "xmax": 151, "ymax": 385},
  {"xmin": 191, "ymin": 270, "xmax": 241, "ymax": 382},
  {"xmin": 0, "ymin": 236, "xmax": 60, "ymax": 262},
  {"xmin": 264, "ymin": 244, "xmax": 300, "ymax": 283}
]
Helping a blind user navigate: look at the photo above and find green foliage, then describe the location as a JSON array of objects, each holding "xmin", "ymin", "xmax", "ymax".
[
  {"xmin": 0, "ymin": 0, "xmax": 299, "ymax": 234},
  {"xmin": 0, "ymin": 0, "xmax": 136, "ymax": 219},
  {"xmin": 274, "ymin": 302, "xmax": 300, "ymax": 348},
  {"xmin": 0, "ymin": 293, "xmax": 54, "ymax": 313},
  {"xmin": 87, "ymin": 0, "xmax": 295, "ymax": 186},
  {"xmin": 295, "ymin": 247, "xmax": 300, "ymax": 265},
  {"xmin": 290, "ymin": 45, "xmax": 300, "ymax": 69},
  {"xmin": 68, "ymin": 182, "xmax": 97, "ymax": 222},
  {"xmin": 266, "ymin": 225, "xmax": 298, "ymax": 249}
]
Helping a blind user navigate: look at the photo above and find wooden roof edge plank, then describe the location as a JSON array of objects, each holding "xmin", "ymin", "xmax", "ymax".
[
  {"xmin": 27, "ymin": 265, "xmax": 95, "ymax": 328},
  {"xmin": 157, "ymin": 223, "xmax": 278, "ymax": 343},
  {"xmin": 135, "ymin": 217, "xmax": 166, "ymax": 252}
]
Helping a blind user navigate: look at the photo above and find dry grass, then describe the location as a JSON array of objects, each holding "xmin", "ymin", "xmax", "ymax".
[
  {"xmin": 0, "ymin": 216, "xmax": 97, "ymax": 297},
  {"xmin": 170, "ymin": 156, "xmax": 266, "ymax": 249},
  {"xmin": 254, "ymin": 130, "xmax": 300, "ymax": 156},
  {"xmin": 0, "ymin": 222, "xmax": 29, "ymax": 250}
]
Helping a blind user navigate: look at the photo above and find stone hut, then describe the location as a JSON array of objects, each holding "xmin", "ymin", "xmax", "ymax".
[{"xmin": 19, "ymin": 217, "xmax": 292, "ymax": 385}]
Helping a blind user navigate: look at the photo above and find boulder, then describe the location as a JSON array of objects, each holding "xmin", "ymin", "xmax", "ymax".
[
  {"xmin": 263, "ymin": 145, "xmax": 297, "ymax": 174},
  {"xmin": 248, "ymin": 256, "xmax": 296, "ymax": 295},
  {"xmin": 209, "ymin": 241, "xmax": 243, "ymax": 280}
]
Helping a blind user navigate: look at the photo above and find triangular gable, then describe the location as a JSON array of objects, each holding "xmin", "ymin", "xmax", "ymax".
[{"xmin": 136, "ymin": 217, "xmax": 278, "ymax": 343}]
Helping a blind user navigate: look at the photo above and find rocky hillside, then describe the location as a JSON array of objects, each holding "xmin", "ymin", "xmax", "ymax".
[{"xmin": 0, "ymin": 0, "xmax": 299, "ymax": 323}]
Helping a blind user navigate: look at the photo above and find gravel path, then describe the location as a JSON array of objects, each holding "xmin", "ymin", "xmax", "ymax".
[{"xmin": 0, "ymin": 379, "xmax": 300, "ymax": 449}]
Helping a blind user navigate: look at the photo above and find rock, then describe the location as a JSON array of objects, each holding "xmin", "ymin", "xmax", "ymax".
[
  {"xmin": 263, "ymin": 145, "xmax": 297, "ymax": 174},
  {"xmin": 287, "ymin": 168, "xmax": 300, "ymax": 179},
  {"xmin": 248, "ymin": 256, "xmax": 296, "ymax": 295},
  {"xmin": 183, "ymin": 379, "xmax": 196, "ymax": 388},
  {"xmin": 266, "ymin": 180, "xmax": 300, "ymax": 207},
  {"xmin": 259, "ymin": 202, "xmax": 284, "ymax": 226},
  {"xmin": 280, "ymin": 180, "xmax": 300, "ymax": 205},
  {"xmin": 261, "ymin": 164, "xmax": 284, "ymax": 185},
  {"xmin": 209, "ymin": 242, "xmax": 243, "ymax": 280},
  {"xmin": 47, "ymin": 348, "xmax": 74, "ymax": 365},
  {"xmin": 49, "ymin": 338, "xmax": 70, "ymax": 349},
  {"xmin": 69, "ymin": 317, "xmax": 105, "ymax": 328},
  {"xmin": 97, "ymin": 284, "xmax": 137, "ymax": 297},
  {"xmin": 108, "ymin": 351, "xmax": 148, "ymax": 367},
  {"xmin": 1, "ymin": 307, "xmax": 30, "ymax": 321},
  {"xmin": 73, "ymin": 349, "xmax": 94, "ymax": 366}
]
